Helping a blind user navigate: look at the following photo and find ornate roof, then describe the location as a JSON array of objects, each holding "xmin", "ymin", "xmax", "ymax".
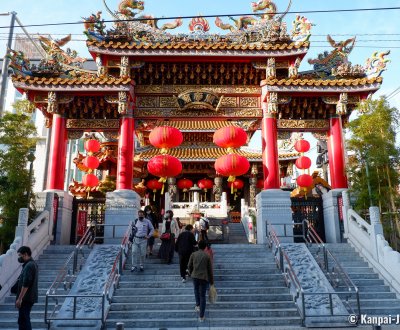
[
  {"xmin": 87, "ymin": 40, "xmax": 310, "ymax": 55},
  {"xmin": 137, "ymin": 120, "xmax": 259, "ymax": 132},
  {"xmin": 134, "ymin": 147, "xmax": 298, "ymax": 162},
  {"xmin": 262, "ymin": 77, "xmax": 382, "ymax": 93}
]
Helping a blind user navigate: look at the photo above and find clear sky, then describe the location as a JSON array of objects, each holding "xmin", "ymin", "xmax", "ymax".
[{"xmin": 1, "ymin": 0, "xmax": 400, "ymax": 153}]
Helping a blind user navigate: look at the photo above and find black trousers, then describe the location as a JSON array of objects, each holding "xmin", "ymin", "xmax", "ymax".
[
  {"xmin": 18, "ymin": 301, "xmax": 33, "ymax": 330},
  {"xmin": 179, "ymin": 253, "xmax": 191, "ymax": 278}
]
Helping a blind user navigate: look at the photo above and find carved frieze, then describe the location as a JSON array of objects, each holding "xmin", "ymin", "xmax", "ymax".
[
  {"xmin": 322, "ymin": 94, "xmax": 360, "ymax": 105},
  {"xmin": 220, "ymin": 97, "xmax": 237, "ymax": 107},
  {"xmin": 159, "ymin": 96, "xmax": 179, "ymax": 108},
  {"xmin": 68, "ymin": 131, "xmax": 84, "ymax": 139},
  {"xmin": 137, "ymin": 96, "xmax": 159, "ymax": 108},
  {"xmin": 135, "ymin": 108, "xmax": 262, "ymax": 118},
  {"xmin": 135, "ymin": 85, "xmax": 261, "ymax": 95},
  {"xmin": 239, "ymin": 97, "xmax": 259, "ymax": 108},
  {"xmin": 66, "ymin": 119, "xmax": 120, "ymax": 129},
  {"xmin": 277, "ymin": 119, "xmax": 329, "ymax": 130},
  {"xmin": 47, "ymin": 91, "xmax": 58, "ymax": 114}
]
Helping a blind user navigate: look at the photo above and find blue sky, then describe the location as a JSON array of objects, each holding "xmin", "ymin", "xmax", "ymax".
[{"xmin": 1, "ymin": 0, "xmax": 400, "ymax": 154}]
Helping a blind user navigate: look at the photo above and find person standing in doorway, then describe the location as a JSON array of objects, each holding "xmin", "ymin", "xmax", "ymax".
[
  {"xmin": 175, "ymin": 224, "xmax": 197, "ymax": 283},
  {"xmin": 188, "ymin": 240, "xmax": 214, "ymax": 322},
  {"xmin": 144, "ymin": 205, "xmax": 158, "ymax": 256},
  {"xmin": 15, "ymin": 246, "xmax": 38, "ymax": 330},
  {"xmin": 131, "ymin": 210, "xmax": 154, "ymax": 272}
]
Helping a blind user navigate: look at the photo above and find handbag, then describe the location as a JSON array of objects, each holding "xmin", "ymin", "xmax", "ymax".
[
  {"xmin": 153, "ymin": 229, "xmax": 159, "ymax": 238},
  {"xmin": 208, "ymin": 284, "xmax": 218, "ymax": 304},
  {"xmin": 160, "ymin": 232, "xmax": 171, "ymax": 241}
]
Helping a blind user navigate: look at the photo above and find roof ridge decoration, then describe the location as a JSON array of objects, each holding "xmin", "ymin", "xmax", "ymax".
[
  {"xmin": 84, "ymin": 0, "xmax": 311, "ymax": 46},
  {"xmin": 7, "ymin": 34, "xmax": 100, "ymax": 79}
]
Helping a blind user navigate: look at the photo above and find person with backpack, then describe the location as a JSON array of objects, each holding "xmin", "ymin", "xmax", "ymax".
[
  {"xmin": 199, "ymin": 215, "xmax": 209, "ymax": 242},
  {"xmin": 130, "ymin": 210, "xmax": 154, "ymax": 272}
]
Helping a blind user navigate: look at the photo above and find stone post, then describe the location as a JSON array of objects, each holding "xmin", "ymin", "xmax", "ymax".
[
  {"xmin": 322, "ymin": 189, "xmax": 344, "ymax": 243},
  {"xmin": 341, "ymin": 190, "xmax": 351, "ymax": 238},
  {"xmin": 369, "ymin": 206, "xmax": 384, "ymax": 261},
  {"xmin": 256, "ymin": 189, "xmax": 293, "ymax": 244}
]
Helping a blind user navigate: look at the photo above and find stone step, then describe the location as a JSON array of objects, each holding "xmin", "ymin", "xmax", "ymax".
[
  {"xmin": 339, "ymin": 291, "xmax": 397, "ymax": 300},
  {"xmin": 125, "ymin": 279, "xmax": 286, "ymax": 288},
  {"xmin": 119, "ymin": 273, "xmax": 284, "ymax": 282},
  {"xmin": 0, "ymin": 319, "xmax": 47, "ymax": 328},
  {"xmin": 105, "ymin": 317, "xmax": 301, "ymax": 328},
  {"xmin": 349, "ymin": 299, "xmax": 400, "ymax": 308},
  {"xmin": 112, "ymin": 293, "xmax": 294, "ymax": 303},
  {"xmin": 110, "ymin": 301, "xmax": 296, "ymax": 311},
  {"xmin": 110, "ymin": 286, "xmax": 289, "ymax": 295},
  {"xmin": 357, "ymin": 307, "xmax": 400, "ymax": 315},
  {"xmin": 336, "ymin": 285, "xmax": 391, "ymax": 292},
  {"xmin": 350, "ymin": 278, "xmax": 385, "ymax": 286},
  {"xmin": 108, "ymin": 308, "xmax": 299, "ymax": 319},
  {"xmin": 343, "ymin": 273, "xmax": 379, "ymax": 279}
]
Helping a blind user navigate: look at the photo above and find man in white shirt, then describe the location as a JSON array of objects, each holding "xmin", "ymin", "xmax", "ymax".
[{"xmin": 130, "ymin": 210, "xmax": 154, "ymax": 272}]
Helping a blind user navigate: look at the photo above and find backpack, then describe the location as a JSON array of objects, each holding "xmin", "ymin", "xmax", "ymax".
[
  {"xmin": 201, "ymin": 218, "xmax": 209, "ymax": 230},
  {"xmin": 129, "ymin": 219, "xmax": 138, "ymax": 242},
  {"xmin": 129, "ymin": 218, "xmax": 152, "ymax": 242}
]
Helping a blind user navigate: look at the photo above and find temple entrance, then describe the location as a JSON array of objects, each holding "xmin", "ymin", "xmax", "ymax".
[
  {"xmin": 291, "ymin": 197, "xmax": 325, "ymax": 242},
  {"xmin": 71, "ymin": 197, "xmax": 106, "ymax": 244}
]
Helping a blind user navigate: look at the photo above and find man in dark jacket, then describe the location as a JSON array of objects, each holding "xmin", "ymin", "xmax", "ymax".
[
  {"xmin": 175, "ymin": 224, "xmax": 197, "ymax": 283},
  {"xmin": 188, "ymin": 240, "xmax": 214, "ymax": 322},
  {"xmin": 15, "ymin": 246, "xmax": 38, "ymax": 330}
]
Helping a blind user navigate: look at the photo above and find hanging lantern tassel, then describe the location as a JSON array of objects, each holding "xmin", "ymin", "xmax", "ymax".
[
  {"xmin": 227, "ymin": 176, "xmax": 235, "ymax": 194},
  {"xmin": 153, "ymin": 189, "xmax": 156, "ymax": 201},
  {"xmin": 158, "ymin": 177, "xmax": 167, "ymax": 194}
]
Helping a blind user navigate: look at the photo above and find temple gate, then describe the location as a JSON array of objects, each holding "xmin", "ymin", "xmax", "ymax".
[{"xmin": 8, "ymin": 0, "xmax": 387, "ymax": 243}]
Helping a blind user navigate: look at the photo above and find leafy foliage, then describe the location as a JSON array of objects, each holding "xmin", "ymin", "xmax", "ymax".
[
  {"xmin": 0, "ymin": 110, "xmax": 37, "ymax": 252},
  {"xmin": 347, "ymin": 97, "xmax": 400, "ymax": 246}
]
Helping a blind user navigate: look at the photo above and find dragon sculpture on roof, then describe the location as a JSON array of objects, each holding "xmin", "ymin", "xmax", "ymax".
[
  {"xmin": 215, "ymin": 0, "xmax": 291, "ymax": 32},
  {"xmin": 308, "ymin": 35, "xmax": 356, "ymax": 76},
  {"xmin": 102, "ymin": 0, "xmax": 182, "ymax": 31}
]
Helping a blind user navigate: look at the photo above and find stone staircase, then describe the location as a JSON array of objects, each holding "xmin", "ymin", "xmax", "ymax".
[
  {"xmin": 226, "ymin": 222, "xmax": 249, "ymax": 243},
  {"xmin": 106, "ymin": 243, "xmax": 301, "ymax": 329},
  {"xmin": 0, "ymin": 245, "xmax": 87, "ymax": 330},
  {"xmin": 309, "ymin": 243, "xmax": 400, "ymax": 316}
]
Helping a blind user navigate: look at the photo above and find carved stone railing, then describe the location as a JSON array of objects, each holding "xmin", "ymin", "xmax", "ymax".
[
  {"xmin": 342, "ymin": 190, "xmax": 400, "ymax": 294},
  {"xmin": 0, "ymin": 192, "xmax": 55, "ymax": 302}
]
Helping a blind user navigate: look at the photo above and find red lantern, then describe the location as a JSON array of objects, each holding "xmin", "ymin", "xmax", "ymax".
[
  {"xmin": 146, "ymin": 179, "xmax": 163, "ymax": 192},
  {"xmin": 215, "ymin": 154, "xmax": 250, "ymax": 194},
  {"xmin": 177, "ymin": 178, "xmax": 193, "ymax": 191},
  {"xmin": 296, "ymin": 174, "xmax": 313, "ymax": 188},
  {"xmin": 213, "ymin": 126, "xmax": 248, "ymax": 149},
  {"xmin": 84, "ymin": 139, "xmax": 101, "ymax": 153},
  {"xmin": 295, "ymin": 156, "xmax": 312, "ymax": 170},
  {"xmin": 147, "ymin": 155, "xmax": 182, "ymax": 191},
  {"xmin": 294, "ymin": 139, "xmax": 310, "ymax": 153},
  {"xmin": 82, "ymin": 173, "xmax": 99, "ymax": 187},
  {"xmin": 228, "ymin": 178, "xmax": 244, "ymax": 190},
  {"xmin": 256, "ymin": 178, "xmax": 264, "ymax": 189},
  {"xmin": 149, "ymin": 126, "xmax": 183, "ymax": 151},
  {"xmin": 198, "ymin": 178, "xmax": 213, "ymax": 192},
  {"xmin": 177, "ymin": 178, "xmax": 193, "ymax": 201},
  {"xmin": 83, "ymin": 156, "xmax": 100, "ymax": 170}
]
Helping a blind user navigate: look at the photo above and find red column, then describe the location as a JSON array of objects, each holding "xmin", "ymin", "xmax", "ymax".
[
  {"xmin": 261, "ymin": 113, "xmax": 280, "ymax": 189},
  {"xmin": 47, "ymin": 114, "xmax": 67, "ymax": 190},
  {"xmin": 327, "ymin": 115, "xmax": 348, "ymax": 188},
  {"xmin": 116, "ymin": 115, "xmax": 134, "ymax": 190}
]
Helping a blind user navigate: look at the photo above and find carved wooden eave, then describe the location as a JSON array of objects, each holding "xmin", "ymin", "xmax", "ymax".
[
  {"xmin": 12, "ymin": 79, "xmax": 134, "ymax": 94},
  {"xmin": 262, "ymin": 77, "xmax": 382, "ymax": 94},
  {"xmin": 135, "ymin": 85, "xmax": 261, "ymax": 95}
]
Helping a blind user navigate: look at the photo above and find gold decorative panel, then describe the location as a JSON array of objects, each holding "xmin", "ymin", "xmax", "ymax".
[
  {"xmin": 240, "ymin": 97, "xmax": 259, "ymax": 108},
  {"xmin": 137, "ymin": 97, "xmax": 158, "ymax": 108}
]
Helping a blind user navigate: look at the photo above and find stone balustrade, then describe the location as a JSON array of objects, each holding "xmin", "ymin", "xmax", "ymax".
[
  {"xmin": 342, "ymin": 190, "xmax": 400, "ymax": 294},
  {"xmin": 0, "ymin": 192, "xmax": 55, "ymax": 302}
]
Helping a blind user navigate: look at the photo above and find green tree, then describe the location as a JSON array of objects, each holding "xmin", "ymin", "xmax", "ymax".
[
  {"xmin": 347, "ymin": 97, "xmax": 400, "ymax": 247},
  {"xmin": 0, "ymin": 102, "xmax": 37, "ymax": 253}
]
